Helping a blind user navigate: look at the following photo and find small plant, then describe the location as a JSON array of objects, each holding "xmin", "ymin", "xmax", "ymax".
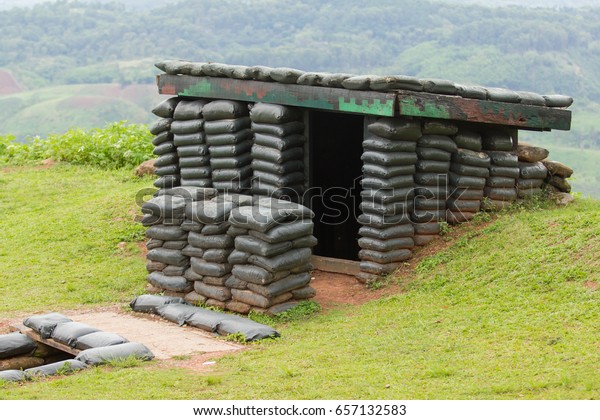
[
  {"xmin": 205, "ymin": 376, "xmax": 222, "ymax": 386},
  {"xmin": 248, "ymin": 300, "xmax": 321, "ymax": 325},
  {"xmin": 104, "ymin": 355, "xmax": 144, "ymax": 368},
  {"xmin": 225, "ymin": 333, "xmax": 247, "ymax": 343},
  {"xmin": 472, "ymin": 211, "xmax": 492, "ymax": 224},
  {"xmin": 438, "ymin": 221, "xmax": 451, "ymax": 236}
]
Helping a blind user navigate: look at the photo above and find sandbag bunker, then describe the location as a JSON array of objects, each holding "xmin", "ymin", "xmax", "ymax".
[{"xmin": 146, "ymin": 60, "xmax": 573, "ymax": 291}]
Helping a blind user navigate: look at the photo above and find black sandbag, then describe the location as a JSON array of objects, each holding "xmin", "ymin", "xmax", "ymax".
[
  {"xmin": 363, "ymin": 164, "xmax": 416, "ymax": 179},
  {"xmin": 342, "ymin": 75, "xmax": 375, "ymax": 90},
  {"xmin": 358, "ymin": 237, "xmax": 414, "ymax": 252},
  {"xmin": 359, "ymin": 200, "xmax": 413, "ymax": 216},
  {"xmin": 201, "ymin": 222, "xmax": 230, "ymax": 235},
  {"xmin": 217, "ymin": 318, "xmax": 279, "ymax": 341},
  {"xmin": 250, "ymin": 103, "xmax": 302, "ymax": 124},
  {"xmin": 229, "ymin": 206, "xmax": 292, "ymax": 232},
  {"xmin": 186, "ymin": 200, "xmax": 235, "ymax": 224},
  {"xmin": 414, "ymin": 185, "xmax": 449, "ymax": 199},
  {"xmin": 188, "ymin": 232, "xmax": 233, "ymax": 249},
  {"xmin": 129, "ymin": 294, "xmax": 185, "ymax": 313},
  {"xmin": 249, "ymin": 220, "xmax": 314, "ymax": 244},
  {"xmin": 251, "ymin": 121, "xmax": 304, "ymax": 137},
  {"xmin": 361, "ymin": 175, "xmax": 414, "ymax": 189},
  {"xmin": 230, "ymin": 289, "xmax": 291, "ymax": 309},
  {"xmin": 246, "ymin": 65, "xmax": 274, "ymax": 82},
  {"xmin": 519, "ymin": 162, "xmax": 548, "ymax": 179},
  {"xmin": 254, "ymin": 170, "xmax": 304, "ymax": 188},
  {"xmin": 251, "ymin": 182, "xmax": 304, "ymax": 199},
  {"xmin": 367, "ymin": 117, "xmax": 422, "ymax": 141},
  {"xmin": 155, "ymin": 303, "xmax": 199, "ymax": 326},
  {"xmin": 152, "ymin": 97, "xmax": 180, "ymax": 118},
  {"xmin": 291, "ymin": 285, "xmax": 317, "ymax": 299},
  {"xmin": 75, "ymin": 332, "xmax": 128, "ymax": 350},
  {"xmin": 203, "ymin": 248, "xmax": 233, "ymax": 263},
  {"xmin": 0, "ymin": 370, "xmax": 26, "ymax": 382},
  {"xmin": 417, "ymin": 134, "xmax": 458, "ymax": 153},
  {"xmin": 155, "ymin": 59, "xmax": 193, "ymax": 75},
  {"xmin": 369, "ymin": 75, "xmax": 423, "ymax": 92},
  {"xmin": 146, "ymin": 226, "xmax": 187, "ymax": 242},
  {"xmin": 209, "ymin": 141, "xmax": 253, "ymax": 158},
  {"xmin": 205, "ymin": 130, "xmax": 252, "ymax": 147},
  {"xmin": 159, "ymin": 186, "xmax": 217, "ymax": 201},
  {"xmin": 177, "ymin": 144, "xmax": 210, "ymax": 158},
  {"xmin": 448, "ymin": 172, "xmax": 487, "ymax": 188},
  {"xmin": 417, "ymin": 147, "xmax": 452, "ymax": 162},
  {"xmin": 202, "ymin": 100, "xmax": 249, "ymax": 121},
  {"xmin": 213, "ymin": 193, "xmax": 255, "ymax": 206},
  {"xmin": 171, "ymin": 119, "xmax": 204, "ymax": 135},
  {"xmin": 447, "ymin": 199, "xmax": 482, "ymax": 213},
  {"xmin": 484, "ymin": 187, "xmax": 518, "ymax": 201},
  {"xmin": 359, "ymin": 261, "xmax": 403, "ymax": 275},
  {"xmin": 251, "ymin": 145, "xmax": 304, "ymax": 164},
  {"xmin": 254, "ymin": 133, "xmax": 305, "ymax": 151},
  {"xmin": 482, "ymin": 131, "xmax": 513, "ymax": 151},
  {"xmin": 155, "ymin": 152, "xmax": 178, "ymax": 167},
  {"xmin": 490, "ymin": 165, "xmax": 520, "ymax": 178},
  {"xmin": 414, "ymin": 172, "xmax": 449, "ymax": 187},
  {"xmin": 0, "ymin": 332, "xmax": 36, "ymax": 359},
  {"xmin": 246, "ymin": 272, "xmax": 311, "ymax": 298},
  {"xmin": 454, "ymin": 130, "xmax": 482, "ymax": 151},
  {"xmin": 235, "ymin": 235, "xmax": 293, "ymax": 257},
  {"xmin": 180, "ymin": 167, "xmax": 212, "ymax": 179},
  {"xmin": 361, "ymin": 187, "xmax": 414, "ymax": 204},
  {"xmin": 152, "ymin": 131, "xmax": 174, "ymax": 146},
  {"xmin": 518, "ymin": 187, "xmax": 544, "ymax": 198},
  {"xmin": 232, "ymin": 265, "xmax": 289, "ymax": 285},
  {"xmin": 410, "ymin": 209, "xmax": 446, "ymax": 223},
  {"xmin": 163, "ymin": 265, "xmax": 188, "ymax": 276},
  {"xmin": 173, "ymin": 132, "xmax": 206, "ymax": 147},
  {"xmin": 221, "ymin": 64, "xmax": 252, "ymax": 80},
  {"xmin": 249, "ymin": 247, "xmax": 312, "ymax": 273},
  {"xmin": 143, "ymin": 195, "xmax": 186, "ymax": 217},
  {"xmin": 291, "ymin": 234, "xmax": 318, "ymax": 249},
  {"xmin": 181, "ymin": 219, "xmax": 204, "ymax": 232},
  {"xmin": 180, "ymin": 179, "xmax": 213, "ymax": 188},
  {"xmin": 449, "ymin": 187, "xmax": 485, "ymax": 200},
  {"xmin": 359, "ymin": 248, "xmax": 412, "ymax": 264},
  {"xmin": 270, "ymin": 67, "xmax": 304, "ymax": 84},
  {"xmin": 455, "ymin": 84, "xmax": 488, "ymax": 100},
  {"xmin": 194, "ymin": 282, "xmax": 231, "ymax": 302},
  {"xmin": 361, "ymin": 151, "xmax": 418, "ymax": 166},
  {"xmin": 358, "ymin": 223, "xmax": 414, "ymax": 240},
  {"xmin": 212, "ymin": 167, "xmax": 253, "ymax": 183},
  {"xmin": 363, "ymin": 137, "xmax": 417, "ymax": 153},
  {"xmin": 154, "ymin": 164, "xmax": 179, "ymax": 177},
  {"xmin": 179, "ymin": 160, "xmax": 211, "ymax": 172},
  {"xmin": 210, "ymin": 154, "xmax": 252, "ymax": 170},
  {"xmin": 543, "ymin": 94, "xmax": 574, "ymax": 108},
  {"xmin": 149, "ymin": 118, "xmax": 172, "ymax": 135},
  {"xmin": 450, "ymin": 162, "xmax": 489, "ymax": 178},
  {"xmin": 486, "ymin": 176, "xmax": 516, "ymax": 188},
  {"xmin": 154, "ymin": 175, "xmax": 180, "ymax": 189},
  {"xmin": 414, "ymin": 197, "xmax": 446, "ymax": 210},
  {"xmin": 153, "ymin": 141, "xmax": 176, "ymax": 156},
  {"xmin": 486, "ymin": 151, "xmax": 518, "ymax": 167},
  {"xmin": 516, "ymin": 91, "xmax": 546, "ymax": 106},
  {"xmin": 25, "ymin": 359, "xmax": 87, "ymax": 377},
  {"xmin": 452, "ymin": 149, "xmax": 491, "ymax": 168},
  {"xmin": 23, "ymin": 313, "xmax": 73, "ymax": 339},
  {"xmin": 297, "ymin": 72, "xmax": 325, "ymax": 86},
  {"xmin": 190, "ymin": 258, "xmax": 232, "ymax": 277},
  {"xmin": 228, "ymin": 249, "xmax": 251, "ymax": 265},
  {"xmin": 255, "ymin": 198, "xmax": 314, "ymax": 219},
  {"xmin": 186, "ymin": 308, "xmax": 233, "ymax": 332},
  {"xmin": 421, "ymin": 78, "xmax": 457, "ymax": 95},
  {"xmin": 416, "ymin": 160, "xmax": 451, "ymax": 173},
  {"xmin": 252, "ymin": 159, "xmax": 304, "ymax": 175},
  {"xmin": 146, "ymin": 248, "xmax": 188, "ymax": 266},
  {"xmin": 446, "ymin": 210, "xmax": 477, "ymax": 225},
  {"xmin": 481, "ymin": 198, "xmax": 513, "ymax": 211},
  {"xmin": 358, "ymin": 212, "xmax": 411, "ymax": 228},
  {"xmin": 517, "ymin": 178, "xmax": 545, "ymax": 189},
  {"xmin": 174, "ymin": 100, "xmax": 209, "ymax": 120},
  {"xmin": 181, "ymin": 244, "xmax": 204, "ymax": 258},
  {"xmin": 184, "ymin": 268, "xmax": 203, "ymax": 282},
  {"xmin": 76, "ymin": 343, "xmax": 154, "ymax": 365},
  {"xmin": 147, "ymin": 272, "xmax": 191, "ymax": 292},
  {"xmin": 51, "ymin": 322, "xmax": 101, "ymax": 348},
  {"xmin": 486, "ymin": 87, "xmax": 520, "ymax": 103},
  {"xmin": 205, "ymin": 118, "xmax": 251, "ymax": 135},
  {"xmin": 224, "ymin": 275, "xmax": 247, "ymax": 289},
  {"xmin": 413, "ymin": 222, "xmax": 441, "ymax": 235},
  {"xmin": 422, "ymin": 121, "xmax": 458, "ymax": 136}
]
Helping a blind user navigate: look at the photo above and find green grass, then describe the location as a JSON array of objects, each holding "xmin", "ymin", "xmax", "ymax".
[{"xmin": 1, "ymin": 165, "xmax": 599, "ymax": 399}]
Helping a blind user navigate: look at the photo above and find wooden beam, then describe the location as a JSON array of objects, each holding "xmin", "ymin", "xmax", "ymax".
[
  {"xmin": 397, "ymin": 91, "xmax": 571, "ymax": 131},
  {"xmin": 157, "ymin": 75, "xmax": 396, "ymax": 117},
  {"xmin": 311, "ymin": 256, "xmax": 361, "ymax": 276},
  {"xmin": 10, "ymin": 323, "xmax": 79, "ymax": 356}
]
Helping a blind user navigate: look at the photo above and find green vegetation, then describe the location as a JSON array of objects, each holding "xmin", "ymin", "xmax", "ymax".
[
  {"xmin": 0, "ymin": 121, "xmax": 154, "ymax": 169},
  {"xmin": 1, "ymin": 164, "xmax": 598, "ymax": 399}
]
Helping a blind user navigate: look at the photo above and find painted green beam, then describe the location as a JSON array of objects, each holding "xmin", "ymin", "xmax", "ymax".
[
  {"xmin": 397, "ymin": 92, "xmax": 571, "ymax": 131},
  {"xmin": 157, "ymin": 74, "xmax": 396, "ymax": 117}
]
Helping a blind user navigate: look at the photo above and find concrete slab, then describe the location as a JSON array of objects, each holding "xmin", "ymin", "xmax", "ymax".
[{"xmin": 72, "ymin": 311, "xmax": 242, "ymax": 360}]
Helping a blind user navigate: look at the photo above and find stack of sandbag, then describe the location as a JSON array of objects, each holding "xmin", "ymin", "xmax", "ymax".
[
  {"xmin": 447, "ymin": 129, "xmax": 490, "ymax": 224},
  {"xmin": 482, "ymin": 130, "xmax": 518, "ymax": 210},
  {"xmin": 150, "ymin": 97, "xmax": 180, "ymax": 189},
  {"xmin": 542, "ymin": 159, "xmax": 573, "ymax": 194},
  {"xmin": 227, "ymin": 198, "xmax": 317, "ymax": 314},
  {"xmin": 412, "ymin": 120, "xmax": 458, "ymax": 244},
  {"xmin": 203, "ymin": 100, "xmax": 253, "ymax": 192},
  {"xmin": 142, "ymin": 191, "xmax": 193, "ymax": 296},
  {"xmin": 357, "ymin": 117, "xmax": 421, "ymax": 282},
  {"xmin": 517, "ymin": 161, "xmax": 549, "ymax": 198},
  {"xmin": 250, "ymin": 103, "xmax": 306, "ymax": 200},
  {"xmin": 172, "ymin": 99, "xmax": 213, "ymax": 188}
]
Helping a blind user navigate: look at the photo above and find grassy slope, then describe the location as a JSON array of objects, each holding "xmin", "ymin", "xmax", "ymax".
[{"xmin": 1, "ymin": 165, "xmax": 599, "ymax": 399}]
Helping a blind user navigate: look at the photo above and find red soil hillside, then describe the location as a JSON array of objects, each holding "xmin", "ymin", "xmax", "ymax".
[{"xmin": 0, "ymin": 69, "xmax": 22, "ymax": 95}]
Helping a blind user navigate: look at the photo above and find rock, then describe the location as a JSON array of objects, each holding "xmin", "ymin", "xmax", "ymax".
[
  {"xmin": 0, "ymin": 356, "xmax": 45, "ymax": 371},
  {"xmin": 552, "ymin": 192, "xmax": 574, "ymax": 206},
  {"xmin": 543, "ymin": 160, "xmax": 574, "ymax": 178},
  {"xmin": 516, "ymin": 144, "xmax": 549, "ymax": 163},
  {"xmin": 135, "ymin": 159, "xmax": 157, "ymax": 177},
  {"xmin": 548, "ymin": 175, "xmax": 572, "ymax": 193}
]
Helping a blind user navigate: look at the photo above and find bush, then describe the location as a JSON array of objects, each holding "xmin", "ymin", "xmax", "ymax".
[{"xmin": 0, "ymin": 121, "xmax": 153, "ymax": 169}]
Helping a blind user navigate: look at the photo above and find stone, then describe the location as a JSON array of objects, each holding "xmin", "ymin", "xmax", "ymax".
[
  {"xmin": 515, "ymin": 144, "xmax": 549, "ymax": 163},
  {"xmin": 549, "ymin": 175, "xmax": 572, "ymax": 193},
  {"xmin": 552, "ymin": 192, "xmax": 575, "ymax": 206},
  {"xmin": 135, "ymin": 159, "xmax": 157, "ymax": 177},
  {"xmin": 543, "ymin": 160, "xmax": 574, "ymax": 178}
]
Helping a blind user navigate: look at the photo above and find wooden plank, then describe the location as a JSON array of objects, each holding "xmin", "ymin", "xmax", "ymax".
[
  {"xmin": 157, "ymin": 75, "xmax": 397, "ymax": 117},
  {"xmin": 311, "ymin": 256, "xmax": 361, "ymax": 276},
  {"xmin": 397, "ymin": 91, "xmax": 571, "ymax": 131},
  {"xmin": 9, "ymin": 323, "xmax": 79, "ymax": 356}
]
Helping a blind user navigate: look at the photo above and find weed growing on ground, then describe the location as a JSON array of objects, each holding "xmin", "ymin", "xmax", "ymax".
[{"xmin": 104, "ymin": 355, "xmax": 144, "ymax": 369}]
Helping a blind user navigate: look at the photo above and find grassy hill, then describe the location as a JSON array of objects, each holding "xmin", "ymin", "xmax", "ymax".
[{"xmin": 0, "ymin": 163, "xmax": 598, "ymax": 399}]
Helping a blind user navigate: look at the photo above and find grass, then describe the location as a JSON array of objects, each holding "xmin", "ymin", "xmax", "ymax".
[{"xmin": 1, "ymin": 164, "xmax": 599, "ymax": 399}]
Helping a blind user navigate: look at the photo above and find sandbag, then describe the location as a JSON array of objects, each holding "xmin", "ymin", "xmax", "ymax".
[
  {"xmin": 342, "ymin": 75, "xmax": 375, "ymax": 90},
  {"xmin": 450, "ymin": 162, "xmax": 489, "ymax": 178},
  {"xmin": 249, "ymin": 220, "xmax": 314, "ymax": 244},
  {"xmin": 518, "ymin": 187, "xmax": 544, "ymax": 198},
  {"xmin": 163, "ymin": 264, "xmax": 188, "ymax": 276},
  {"xmin": 23, "ymin": 313, "xmax": 73, "ymax": 339},
  {"xmin": 146, "ymin": 248, "xmax": 188, "ymax": 266},
  {"xmin": 129, "ymin": 294, "xmax": 185, "ymax": 313},
  {"xmin": 490, "ymin": 165, "xmax": 520, "ymax": 178},
  {"xmin": 367, "ymin": 117, "xmax": 422, "ymax": 141},
  {"xmin": 186, "ymin": 308, "xmax": 233, "ymax": 332},
  {"xmin": 455, "ymin": 84, "xmax": 488, "ymax": 100},
  {"xmin": 235, "ymin": 235, "xmax": 293, "ymax": 257},
  {"xmin": 361, "ymin": 175, "xmax": 414, "ymax": 189},
  {"xmin": 417, "ymin": 147, "xmax": 452, "ymax": 162},
  {"xmin": 74, "ymin": 332, "xmax": 128, "ymax": 350},
  {"xmin": 227, "ymin": 225, "xmax": 249, "ymax": 237},
  {"xmin": 177, "ymin": 144, "xmax": 210, "ymax": 157},
  {"xmin": 447, "ymin": 199, "xmax": 481, "ymax": 212},
  {"xmin": 252, "ymin": 159, "xmax": 304, "ymax": 175},
  {"xmin": 448, "ymin": 172, "xmax": 487, "ymax": 188},
  {"xmin": 152, "ymin": 97, "xmax": 180, "ymax": 118},
  {"xmin": 76, "ymin": 343, "xmax": 154, "ymax": 365},
  {"xmin": 254, "ymin": 133, "xmax": 305, "ymax": 151},
  {"xmin": 154, "ymin": 153, "xmax": 178, "ymax": 167},
  {"xmin": 180, "ymin": 179, "xmax": 213, "ymax": 188},
  {"xmin": 184, "ymin": 268, "xmax": 203, "ymax": 282},
  {"xmin": 486, "ymin": 87, "xmax": 520, "ymax": 103},
  {"xmin": 181, "ymin": 245, "xmax": 204, "ymax": 258},
  {"xmin": 249, "ymin": 248, "xmax": 312, "ymax": 273},
  {"xmin": 230, "ymin": 289, "xmax": 292, "ymax": 309},
  {"xmin": 251, "ymin": 145, "xmax": 304, "ymax": 164},
  {"xmin": 417, "ymin": 135, "xmax": 458, "ymax": 153},
  {"xmin": 517, "ymin": 178, "xmax": 545, "ymax": 189},
  {"xmin": 0, "ymin": 370, "xmax": 27, "ymax": 382},
  {"xmin": 484, "ymin": 187, "xmax": 518, "ymax": 201},
  {"xmin": 410, "ymin": 209, "xmax": 446, "ymax": 223},
  {"xmin": 361, "ymin": 187, "xmax": 414, "ymax": 204},
  {"xmin": 147, "ymin": 272, "xmax": 191, "ymax": 292},
  {"xmin": 369, "ymin": 75, "xmax": 423, "ymax": 92},
  {"xmin": 486, "ymin": 176, "xmax": 516, "ymax": 188},
  {"xmin": 202, "ymin": 100, "xmax": 249, "ymax": 121},
  {"xmin": 171, "ymin": 119, "xmax": 204, "ymax": 135},
  {"xmin": 481, "ymin": 199, "xmax": 513, "ymax": 211},
  {"xmin": 209, "ymin": 141, "xmax": 253, "ymax": 158},
  {"xmin": 358, "ymin": 237, "xmax": 414, "ymax": 252},
  {"xmin": 359, "ymin": 200, "xmax": 413, "ymax": 216},
  {"xmin": 414, "ymin": 197, "xmax": 445, "ymax": 210},
  {"xmin": 449, "ymin": 187, "xmax": 484, "ymax": 201},
  {"xmin": 416, "ymin": 160, "xmax": 451, "ymax": 173},
  {"xmin": 190, "ymin": 258, "xmax": 232, "ymax": 277},
  {"xmin": 255, "ymin": 198, "xmax": 314, "ymax": 218},
  {"xmin": 210, "ymin": 155, "xmax": 252, "ymax": 170},
  {"xmin": 453, "ymin": 130, "xmax": 482, "ymax": 151},
  {"xmin": 358, "ymin": 223, "xmax": 414, "ymax": 240},
  {"xmin": 143, "ymin": 195, "xmax": 186, "ymax": 217},
  {"xmin": 51, "ymin": 322, "xmax": 101, "ymax": 348},
  {"xmin": 186, "ymin": 201, "xmax": 235, "ymax": 224},
  {"xmin": 194, "ymin": 282, "xmax": 232, "ymax": 302},
  {"xmin": 246, "ymin": 272, "xmax": 311, "ymax": 298},
  {"xmin": 486, "ymin": 151, "xmax": 518, "ymax": 167},
  {"xmin": 0, "ymin": 333, "xmax": 36, "ymax": 359},
  {"xmin": 154, "ymin": 164, "xmax": 179, "ymax": 177},
  {"xmin": 292, "ymin": 235, "xmax": 318, "ymax": 249},
  {"xmin": 180, "ymin": 167, "xmax": 212, "ymax": 179},
  {"xmin": 25, "ymin": 359, "xmax": 87, "ymax": 377},
  {"xmin": 188, "ymin": 232, "xmax": 233, "ymax": 249},
  {"xmin": 292, "ymin": 286, "xmax": 317, "ymax": 299},
  {"xmin": 361, "ymin": 151, "xmax": 419, "ymax": 167},
  {"xmin": 250, "ymin": 103, "xmax": 302, "ymax": 124},
  {"xmin": 421, "ymin": 78, "xmax": 457, "ymax": 95},
  {"xmin": 229, "ymin": 206, "xmax": 292, "ymax": 232},
  {"xmin": 482, "ymin": 131, "xmax": 513, "ymax": 151},
  {"xmin": 422, "ymin": 121, "xmax": 458, "ymax": 136},
  {"xmin": 414, "ymin": 172, "xmax": 449, "ymax": 187},
  {"xmin": 212, "ymin": 167, "xmax": 253, "ymax": 183},
  {"xmin": 359, "ymin": 260, "xmax": 404, "ymax": 275},
  {"xmin": 446, "ymin": 210, "xmax": 477, "ymax": 225},
  {"xmin": 156, "ymin": 303, "xmax": 200, "ymax": 326},
  {"xmin": 413, "ymin": 222, "xmax": 441, "ymax": 235},
  {"xmin": 173, "ymin": 132, "xmax": 206, "ymax": 147},
  {"xmin": 152, "ymin": 131, "xmax": 174, "ymax": 146},
  {"xmin": 358, "ymin": 213, "xmax": 411, "ymax": 228},
  {"xmin": 149, "ymin": 118, "xmax": 172, "ymax": 135},
  {"xmin": 225, "ymin": 275, "xmax": 248, "ymax": 289},
  {"xmin": 247, "ymin": 65, "xmax": 274, "ymax": 82},
  {"xmin": 543, "ymin": 94, "xmax": 574, "ymax": 108},
  {"xmin": 516, "ymin": 91, "xmax": 546, "ymax": 106},
  {"xmin": 153, "ymin": 141, "xmax": 176, "ymax": 156},
  {"xmin": 217, "ymin": 318, "xmax": 279, "ymax": 341},
  {"xmin": 452, "ymin": 149, "xmax": 491, "ymax": 168},
  {"xmin": 202, "ymin": 248, "xmax": 233, "ymax": 263},
  {"xmin": 251, "ymin": 121, "xmax": 304, "ymax": 137},
  {"xmin": 363, "ymin": 137, "xmax": 417, "ymax": 153},
  {"xmin": 269, "ymin": 67, "xmax": 304, "ymax": 84},
  {"xmin": 519, "ymin": 162, "xmax": 548, "ymax": 179},
  {"xmin": 414, "ymin": 185, "xmax": 449, "ymax": 199},
  {"xmin": 205, "ymin": 118, "xmax": 251, "ymax": 135},
  {"xmin": 205, "ymin": 130, "xmax": 252, "ymax": 147},
  {"xmin": 228, "ymin": 249, "xmax": 251, "ymax": 265},
  {"xmin": 173, "ymin": 100, "xmax": 209, "ymax": 120}
]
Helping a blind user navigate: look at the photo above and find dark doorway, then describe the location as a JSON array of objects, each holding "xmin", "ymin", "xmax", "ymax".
[{"xmin": 307, "ymin": 111, "xmax": 363, "ymax": 260}]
